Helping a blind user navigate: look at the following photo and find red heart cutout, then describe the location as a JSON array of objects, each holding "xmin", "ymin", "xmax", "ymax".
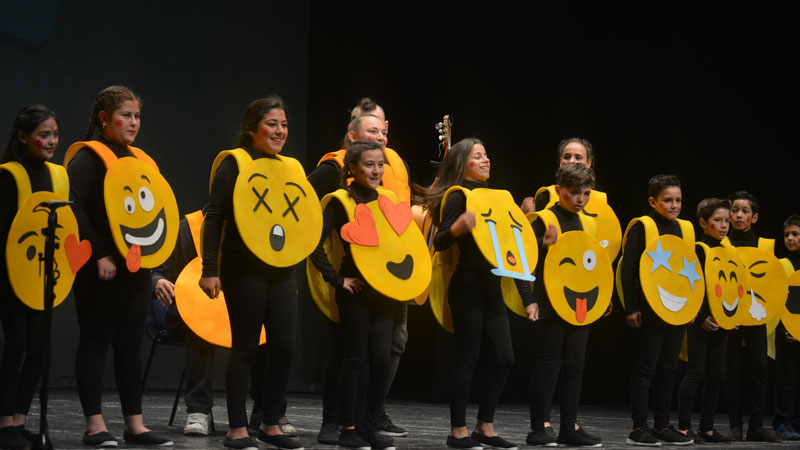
[
  {"xmin": 65, "ymin": 233, "xmax": 92, "ymax": 275},
  {"xmin": 340, "ymin": 204, "xmax": 379, "ymax": 247},
  {"xmin": 378, "ymin": 194, "xmax": 412, "ymax": 236}
]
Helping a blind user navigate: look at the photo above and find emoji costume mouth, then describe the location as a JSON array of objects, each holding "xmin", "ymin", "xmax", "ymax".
[
  {"xmin": 657, "ymin": 285, "xmax": 687, "ymax": 312},
  {"xmin": 386, "ymin": 254, "xmax": 413, "ymax": 280},
  {"xmin": 270, "ymin": 224, "xmax": 285, "ymax": 251},
  {"xmin": 787, "ymin": 286, "xmax": 800, "ymax": 314},
  {"xmin": 120, "ymin": 208, "xmax": 166, "ymax": 256},
  {"xmin": 564, "ymin": 286, "xmax": 599, "ymax": 323},
  {"xmin": 721, "ymin": 297, "xmax": 739, "ymax": 317},
  {"xmin": 747, "ymin": 289, "xmax": 767, "ymax": 321}
]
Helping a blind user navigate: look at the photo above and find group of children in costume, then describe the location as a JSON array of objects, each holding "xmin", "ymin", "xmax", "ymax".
[{"xmin": 1, "ymin": 89, "xmax": 799, "ymax": 450}]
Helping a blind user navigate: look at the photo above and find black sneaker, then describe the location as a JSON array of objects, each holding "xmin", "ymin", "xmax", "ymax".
[
  {"xmin": 82, "ymin": 431, "xmax": 119, "ymax": 447},
  {"xmin": 223, "ymin": 435, "xmax": 259, "ymax": 450},
  {"xmin": 123, "ymin": 431, "xmax": 174, "ymax": 446},
  {"xmin": 745, "ymin": 427, "xmax": 781, "ymax": 442},
  {"xmin": 338, "ymin": 429, "xmax": 370, "ymax": 449},
  {"xmin": 729, "ymin": 426, "xmax": 742, "ymax": 441},
  {"xmin": 470, "ymin": 431, "xmax": 518, "ymax": 449},
  {"xmin": 257, "ymin": 429, "xmax": 304, "ymax": 449},
  {"xmin": 446, "ymin": 434, "xmax": 483, "ymax": 449},
  {"xmin": 557, "ymin": 428, "xmax": 601, "ymax": 447},
  {"xmin": 526, "ymin": 427, "xmax": 557, "ymax": 446},
  {"xmin": 317, "ymin": 422, "xmax": 339, "ymax": 445},
  {"xmin": 699, "ymin": 429, "xmax": 730, "ymax": 443},
  {"xmin": 654, "ymin": 426, "xmax": 692, "ymax": 446},
  {"xmin": 376, "ymin": 414, "xmax": 408, "ymax": 437},
  {"xmin": 358, "ymin": 429, "xmax": 395, "ymax": 449},
  {"xmin": 626, "ymin": 428, "xmax": 661, "ymax": 447},
  {"xmin": 577, "ymin": 427, "xmax": 602, "ymax": 442},
  {"xmin": 0, "ymin": 426, "xmax": 31, "ymax": 449},
  {"xmin": 681, "ymin": 429, "xmax": 703, "ymax": 444}
]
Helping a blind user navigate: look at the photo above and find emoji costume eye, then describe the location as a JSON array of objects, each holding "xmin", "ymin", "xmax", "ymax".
[
  {"xmin": 124, "ymin": 197, "xmax": 136, "ymax": 214},
  {"xmin": 749, "ymin": 260, "xmax": 767, "ymax": 278},
  {"xmin": 138, "ymin": 186, "xmax": 154, "ymax": 211},
  {"xmin": 27, "ymin": 245, "xmax": 36, "ymax": 260},
  {"xmin": 730, "ymin": 271, "xmax": 738, "ymax": 282},
  {"xmin": 718, "ymin": 270, "xmax": 727, "ymax": 281},
  {"xmin": 582, "ymin": 250, "xmax": 597, "ymax": 271}
]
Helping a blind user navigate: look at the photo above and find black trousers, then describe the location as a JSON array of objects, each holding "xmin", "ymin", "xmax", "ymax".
[
  {"xmin": 321, "ymin": 317, "xmax": 344, "ymax": 425},
  {"xmin": 448, "ymin": 269, "xmax": 514, "ymax": 428},
  {"xmin": 629, "ymin": 316, "xmax": 684, "ymax": 430},
  {"xmin": 336, "ymin": 285, "xmax": 394, "ymax": 430},
  {"xmin": 725, "ymin": 324, "xmax": 767, "ymax": 429},
  {"xmin": 677, "ymin": 323, "xmax": 727, "ymax": 431},
  {"xmin": 529, "ymin": 318, "xmax": 589, "ymax": 431},
  {"xmin": 73, "ymin": 266, "xmax": 151, "ymax": 417},
  {"xmin": 773, "ymin": 323, "xmax": 800, "ymax": 428},
  {"xmin": 221, "ymin": 258, "xmax": 296, "ymax": 429},
  {"xmin": 0, "ymin": 289, "xmax": 44, "ymax": 417}
]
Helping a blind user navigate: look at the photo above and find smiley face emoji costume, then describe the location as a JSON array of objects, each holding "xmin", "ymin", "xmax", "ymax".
[
  {"xmin": 308, "ymin": 188, "xmax": 431, "ymax": 321},
  {"xmin": 64, "ymin": 141, "xmax": 178, "ymax": 272},
  {"xmin": 735, "ymin": 247, "xmax": 787, "ymax": 327},
  {"xmin": 697, "ymin": 243, "xmax": 747, "ymax": 330},
  {"xmin": 781, "ymin": 269, "xmax": 800, "ymax": 340},
  {"xmin": 1, "ymin": 161, "xmax": 91, "ymax": 309},
  {"xmin": 210, "ymin": 149, "xmax": 322, "ymax": 268}
]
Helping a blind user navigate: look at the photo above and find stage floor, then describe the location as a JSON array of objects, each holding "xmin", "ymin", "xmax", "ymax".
[{"xmin": 27, "ymin": 390, "xmax": 796, "ymax": 449}]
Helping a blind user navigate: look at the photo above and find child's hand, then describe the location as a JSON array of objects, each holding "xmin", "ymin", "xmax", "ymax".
[
  {"xmin": 603, "ymin": 301, "xmax": 613, "ymax": 317},
  {"xmin": 520, "ymin": 196, "xmax": 535, "ymax": 214},
  {"xmin": 702, "ymin": 316, "xmax": 719, "ymax": 331},
  {"xmin": 626, "ymin": 311, "xmax": 641, "ymax": 328},
  {"xmin": 525, "ymin": 303, "xmax": 539, "ymax": 322},
  {"xmin": 342, "ymin": 277, "xmax": 363, "ymax": 294},
  {"xmin": 543, "ymin": 224, "xmax": 558, "ymax": 246},
  {"xmin": 787, "ymin": 331, "xmax": 797, "ymax": 343},
  {"xmin": 450, "ymin": 211, "xmax": 476, "ymax": 237}
]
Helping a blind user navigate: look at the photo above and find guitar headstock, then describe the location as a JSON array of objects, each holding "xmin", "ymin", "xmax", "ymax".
[{"xmin": 435, "ymin": 114, "xmax": 453, "ymax": 159}]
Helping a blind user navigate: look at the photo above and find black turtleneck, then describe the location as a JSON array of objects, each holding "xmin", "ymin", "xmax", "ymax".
[
  {"xmin": 201, "ymin": 146, "xmax": 280, "ymax": 277},
  {"xmin": 621, "ymin": 209, "xmax": 683, "ymax": 316},
  {"xmin": 728, "ymin": 228, "xmax": 759, "ymax": 248},
  {"xmin": 529, "ymin": 203, "xmax": 584, "ymax": 316},
  {"xmin": 1, "ymin": 152, "xmax": 53, "ymax": 292},
  {"xmin": 787, "ymin": 250, "xmax": 800, "ymax": 272},
  {"xmin": 67, "ymin": 136, "xmax": 135, "ymax": 263},
  {"xmin": 310, "ymin": 182, "xmax": 379, "ymax": 288}
]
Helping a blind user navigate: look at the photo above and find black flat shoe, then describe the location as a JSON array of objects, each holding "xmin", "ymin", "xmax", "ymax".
[
  {"xmin": 122, "ymin": 430, "xmax": 173, "ymax": 446},
  {"xmin": 82, "ymin": 431, "xmax": 118, "ymax": 447}
]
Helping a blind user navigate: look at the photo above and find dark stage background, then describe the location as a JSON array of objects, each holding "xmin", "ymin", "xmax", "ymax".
[{"xmin": 1, "ymin": 1, "xmax": 797, "ymax": 408}]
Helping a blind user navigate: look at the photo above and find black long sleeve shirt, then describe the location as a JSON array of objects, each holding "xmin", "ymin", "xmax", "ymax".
[
  {"xmin": 694, "ymin": 233, "xmax": 723, "ymax": 325},
  {"xmin": 728, "ymin": 228, "xmax": 760, "ymax": 248}
]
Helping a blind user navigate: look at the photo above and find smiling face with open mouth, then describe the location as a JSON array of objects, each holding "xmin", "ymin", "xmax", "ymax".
[
  {"xmin": 639, "ymin": 234, "xmax": 705, "ymax": 325},
  {"xmin": 703, "ymin": 246, "xmax": 747, "ymax": 329},
  {"xmin": 104, "ymin": 157, "xmax": 179, "ymax": 272}
]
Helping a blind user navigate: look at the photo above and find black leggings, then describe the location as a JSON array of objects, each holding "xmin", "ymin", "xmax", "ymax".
[
  {"xmin": 773, "ymin": 324, "xmax": 800, "ymax": 428},
  {"xmin": 336, "ymin": 284, "xmax": 394, "ymax": 430},
  {"xmin": 321, "ymin": 317, "xmax": 344, "ymax": 425},
  {"xmin": 73, "ymin": 267, "xmax": 150, "ymax": 417},
  {"xmin": 677, "ymin": 324, "xmax": 727, "ymax": 431},
  {"xmin": 629, "ymin": 317, "xmax": 684, "ymax": 430},
  {"xmin": 221, "ymin": 258, "xmax": 296, "ymax": 429},
  {"xmin": 0, "ymin": 291, "xmax": 44, "ymax": 417},
  {"xmin": 449, "ymin": 269, "xmax": 514, "ymax": 428},
  {"xmin": 529, "ymin": 319, "xmax": 588, "ymax": 431},
  {"xmin": 726, "ymin": 324, "xmax": 767, "ymax": 429}
]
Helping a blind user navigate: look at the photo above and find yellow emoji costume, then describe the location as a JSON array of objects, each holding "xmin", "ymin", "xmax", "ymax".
[
  {"xmin": 616, "ymin": 215, "xmax": 703, "ymax": 325},
  {"xmin": 696, "ymin": 243, "xmax": 747, "ymax": 330},
  {"xmin": 64, "ymin": 141, "xmax": 179, "ymax": 272},
  {"xmin": 308, "ymin": 187, "xmax": 431, "ymax": 321},
  {"xmin": 534, "ymin": 186, "xmax": 622, "ymax": 261},
  {"xmin": 209, "ymin": 149, "xmax": 322, "ymax": 268},
  {"xmin": 173, "ymin": 210, "xmax": 266, "ymax": 348},
  {"xmin": 1, "ymin": 161, "xmax": 91, "ymax": 309},
  {"xmin": 429, "ymin": 185, "xmax": 537, "ymax": 332},
  {"xmin": 780, "ymin": 264, "xmax": 800, "ymax": 341}
]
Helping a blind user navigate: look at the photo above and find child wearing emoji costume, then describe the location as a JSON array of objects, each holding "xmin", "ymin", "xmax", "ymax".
[
  {"xmin": 307, "ymin": 104, "xmax": 411, "ymax": 443},
  {"xmin": 309, "ymin": 139, "xmax": 419, "ymax": 450},
  {"xmin": 620, "ymin": 174, "xmax": 694, "ymax": 446},
  {"xmin": 201, "ymin": 97, "xmax": 312, "ymax": 450},
  {"xmin": 0, "ymin": 105, "xmax": 72, "ymax": 449},
  {"xmin": 722, "ymin": 191, "xmax": 780, "ymax": 443},
  {"xmin": 675, "ymin": 198, "xmax": 734, "ymax": 444},
  {"xmin": 418, "ymin": 138, "xmax": 532, "ymax": 450},
  {"xmin": 525, "ymin": 163, "xmax": 607, "ymax": 448},
  {"xmin": 771, "ymin": 215, "xmax": 800, "ymax": 440},
  {"xmin": 66, "ymin": 86, "xmax": 175, "ymax": 447}
]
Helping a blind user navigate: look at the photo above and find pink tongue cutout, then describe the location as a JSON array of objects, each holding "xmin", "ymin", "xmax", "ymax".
[
  {"xmin": 126, "ymin": 244, "xmax": 141, "ymax": 273},
  {"xmin": 576, "ymin": 298, "xmax": 587, "ymax": 323}
]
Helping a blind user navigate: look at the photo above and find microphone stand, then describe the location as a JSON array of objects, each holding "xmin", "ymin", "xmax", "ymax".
[{"xmin": 31, "ymin": 200, "xmax": 72, "ymax": 450}]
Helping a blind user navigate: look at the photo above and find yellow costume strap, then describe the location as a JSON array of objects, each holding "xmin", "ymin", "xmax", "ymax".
[
  {"xmin": 439, "ymin": 185, "xmax": 469, "ymax": 222},
  {"xmin": 781, "ymin": 258, "xmax": 795, "ymax": 276},
  {"xmin": 318, "ymin": 148, "xmax": 410, "ymax": 203},
  {"xmin": 317, "ymin": 150, "xmax": 345, "ymax": 168},
  {"xmin": 529, "ymin": 210, "xmax": 560, "ymax": 234},
  {"xmin": 0, "ymin": 162, "xmax": 32, "ymax": 206},
  {"xmin": 209, "ymin": 148, "xmax": 253, "ymax": 194},
  {"xmin": 64, "ymin": 141, "xmax": 157, "ymax": 171},
  {"xmin": 185, "ymin": 210, "xmax": 204, "ymax": 257},
  {"xmin": 720, "ymin": 236, "xmax": 774, "ymax": 252},
  {"xmin": 45, "ymin": 162, "xmax": 69, "ymax": 199}
]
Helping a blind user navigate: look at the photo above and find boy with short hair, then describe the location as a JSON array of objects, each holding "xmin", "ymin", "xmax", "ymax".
[
  {"xmin": 676, "ymin": 198, "xmax": 732, "ymax": 443},
  {"xmin": 524, "ymin": 162, "xmax": 607, "ymax": 448},
  {"xmin": 772, "ymin": 214, "xmax": 800, "ymax": 440},
  {"xmin": 621, "ymin": 174, "xmax": 693, "ymax": 446},
  {"xmin": 724, "ymin": 190, "xmax": 780, "ymax": 442}
]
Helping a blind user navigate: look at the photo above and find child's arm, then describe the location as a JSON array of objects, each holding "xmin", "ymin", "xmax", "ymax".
[{"xmin": 621, "ymin": 222, "xmax": 646, "ymax": 326}]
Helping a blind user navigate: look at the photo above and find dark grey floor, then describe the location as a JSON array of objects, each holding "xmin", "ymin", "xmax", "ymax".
[{"xmin": 22, "ymin": 390, "xmax": 799, "ymax": 449}]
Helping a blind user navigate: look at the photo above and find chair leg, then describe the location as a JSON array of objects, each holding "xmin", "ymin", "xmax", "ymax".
[
  {"xmin": 142, "ymin": 336, "xmax": 160, "ymax": 389},
  {"xmin": 169, "ymin": 363, "xmax": 187, "ymax": 427}
]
